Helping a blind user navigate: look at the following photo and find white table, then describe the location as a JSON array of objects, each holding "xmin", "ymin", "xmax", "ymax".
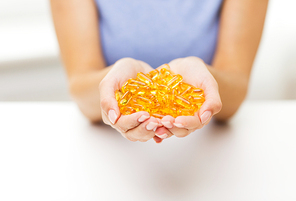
[{"xmin": 0, "ymin": 101, "xmax": 295, "ymax": 201}]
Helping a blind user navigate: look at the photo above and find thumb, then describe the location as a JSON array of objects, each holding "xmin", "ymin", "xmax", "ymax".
[
  {"xmin": 99, "ymin": 78, "xmax": 121, "ymax": 125},
  {"xmin": 198, "ymin": 88, "xmax": 222, "ymax": 125}
]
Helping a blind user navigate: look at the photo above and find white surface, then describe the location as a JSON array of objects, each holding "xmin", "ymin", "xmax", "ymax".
[{"xmin": 0, "ymin": 101, "xmax": 295, "ymax": 201}]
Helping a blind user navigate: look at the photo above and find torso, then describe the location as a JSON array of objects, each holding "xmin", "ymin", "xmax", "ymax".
[{"xmin": 95, "ymin": 0, "xmax": 223, "ymax": 68}]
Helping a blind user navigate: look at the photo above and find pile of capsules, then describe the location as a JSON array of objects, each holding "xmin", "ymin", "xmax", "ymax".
[{"xmin": 115, "ymin": 64, "xmax": 205, "ymax": 118}]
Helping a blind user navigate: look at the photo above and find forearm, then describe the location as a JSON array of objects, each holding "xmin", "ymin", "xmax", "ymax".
[
  {"xmin": 70, "ymin": 67, "xmax": 112, "ymax": 123},
  {"xmin": 208, "ymin": 0, "xmax": 268, "ymax": 120},
  {"xmin": 208, "ymin": 67, "xmax": 248, "ymax": 121}
]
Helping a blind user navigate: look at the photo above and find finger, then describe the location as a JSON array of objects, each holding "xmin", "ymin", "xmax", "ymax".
[
  {"xmin": 161, "ymin": 115, "xmax": 174, "ymax": 129},
  {"xmin": 126, "ymin": 117, "xmax": 159, "ymax": 142},
  {"xmin": 198, "ymin": 84, "xmax": 222, "ymax": 125},
  {"xmin": 155, "ymin": 126, "xmax": 174, "ymax": 139},
  {"xmin": 167, "ymin": 126, "xmax": 190, "ymax": 138},
  {"xmin": 174, "ymin": 114, "xmax": 203, "ymax": 130},
  {"xmin": 99, "ymin": 77, "xmax": 121, "ymax": 125},
  {"xmin": 160, "ymin": 115, "xmax": 191, "ymax": 138},
  {"xmin": 115, "ymin": 111, "xmax": 150, "ymax": 133},
  {"xmin": 153, "ymin": 136, "xmax": 163, "ymax": 144}
]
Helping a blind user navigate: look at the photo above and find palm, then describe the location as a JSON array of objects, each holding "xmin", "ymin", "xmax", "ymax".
[
  {"xmin": 168, "ymin": 57, "xmax": 215, "ymax": 91},
  {"xmin": 105, "ymin": 58, "xmax": 154, "ymax": 90}
]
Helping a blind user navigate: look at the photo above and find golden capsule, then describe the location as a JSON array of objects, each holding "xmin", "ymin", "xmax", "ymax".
[
  {"xmin": 120, "ymin": 106, "xmax": 136, "ymax": 115},
  {"xmin": 132, "ymin": 104, "xmax": 145, "ymax": 112},
  {"xmin": 159, "ymin": 68, "xmax": 173, "ymax": 84},
  {"xmin": 180, "ymin": 85, "xmax": 192, "ymax": 97},
  {"xmin": 190, "ymin": 88, "xmax": 204, "ymax": 97},
  {"xmin": 175, "ymin": 95, "xmax": 191, "ymax": 109},
  {"xmin": 125, "ymin": 83, "xmax": 139, "ymax": 93},
  {"xmin": 115, "ymin": 90, "xmax": 123, "ymax": 101},
  {"xmin": 158, "ymin": 84, "xmax": 170, "ymax": 95},
  {"xmin": 189, "ymin": 96, "xmax": 205, "ymax": 104},
  {"xmin": 147, "ymin": 69, "xmax": 160, "ymax": 81},
  {"xmin": 119, "ymin": 91, "xmax": 132, "ymax": 105},
  {"xmin": 137, "ymin": 72, "xmax": 153, "ymax": 85},
  {"xmin": 167, "ymin": 74, "xmax": 183, "ymax": 88},
  {"xmin": 177, "ymin": 108, "xmax": 195, "ymax": 116},
  {"xmin": 151, "ymin": 113, "xmax": 165, "ymax": 119}
]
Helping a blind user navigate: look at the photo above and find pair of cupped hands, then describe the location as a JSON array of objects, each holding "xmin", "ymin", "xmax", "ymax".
[{"xmin": 99, "ymin": 56, "xmax": 222, "ymax": 143}]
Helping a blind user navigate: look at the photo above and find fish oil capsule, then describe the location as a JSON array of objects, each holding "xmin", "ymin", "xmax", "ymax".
[
  {"xmin": 151, "ymin": 113, "xmax": 165, "ymax": 119},
  {"xmin": 150, "ymin": 82, "xmax": 159, "ymax": 96},
  {"xmin": 147, "ymin": 69, "xmax": 160, "ymax": 81},
  {"xmin": 133, "ymin": 96, "xmax": 152, "ymax": 105},
  {"xmin": 132, "ymin": 104, "xmax": 145, "ymax": 112},
  {"xmin": 115, "ymin": 90, "xmax": 123, "ymax": 101},
  {"xmin": 175, "ymin": 95, "xmax": 191, "ymax": 109},
  {"xmin": 189, "ymin": 96, "xmax": 205, "ymax": 104},
  {"xmin": 159, "ymin": 68, "xmax": 173, "ymax": 84},
  {"xmin": 137, "ymin": 72, "xmax": 153, "ymax": 85},
  {"xmin": 180, "ymin": 85, "xmax": 192, "ymax": 97},
  {"xmin": 177, "ymin": 108, "xmax": 195, "ymax": 116},
  {"xmin": 125, "ymin": 83, "xmax": 139, "ymax": 93},
  {"xmin": 119, "ymin": 91, "xmax": 132, "ymax": 105},
  {"xmin": 190, "ymin": 88, "xmax": 204, "ymax": 97},
  {"xmin": 120, "ymin": 106, "xmax": 136, "ymax": 115},
  {"xmin": 167, "ymin": 74, "xmax": 183, "ymax": 88},
  {"xmin": 157, "ymin": 84, "xmax": 170, "ymax": 95}
]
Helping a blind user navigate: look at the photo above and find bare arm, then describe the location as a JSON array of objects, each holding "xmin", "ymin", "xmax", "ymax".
[
  {"xmin": 209, "ymin": 0, "xmax": 269, "ymax": 120},
  {"xmin": 50, "ymin": 0, "xmax": 110, "ymax": 122}
]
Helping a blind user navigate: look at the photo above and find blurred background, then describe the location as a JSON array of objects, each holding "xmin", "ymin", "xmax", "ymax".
[{"xmin": 0, "ymin": 0, "xmax": 295, "ymax": 101}]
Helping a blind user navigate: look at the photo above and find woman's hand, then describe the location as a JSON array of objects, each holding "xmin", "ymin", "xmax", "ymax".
[
  {"xmin": 99, "ymin": 58, "xmax": 169, "ymax": 143},
  {"xmin": 156, "ymin": 57, "xmax": 222, "ymax": 138}
]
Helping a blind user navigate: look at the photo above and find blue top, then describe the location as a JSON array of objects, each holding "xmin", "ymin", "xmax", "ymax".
[{"xmin": 95, "ymin": 0, "xmax": 222, "ymax": 68}]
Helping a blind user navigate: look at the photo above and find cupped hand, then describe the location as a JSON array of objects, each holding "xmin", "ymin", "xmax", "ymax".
[
  {"xmin": 99, "ymin": 58, "xmax": 170, "ymax": 143},
  {"xmin": 157, "ymin": 57, "xmax": 222, "ymax": 138}
]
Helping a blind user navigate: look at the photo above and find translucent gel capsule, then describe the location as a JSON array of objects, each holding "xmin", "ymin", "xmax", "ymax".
[
  {"xmin": 158, "ymin": 84, "xmax": 170, "ymax": 95},
  {"xmin": 190, "ymin": 88, "xmax": 204, "ymax": 97},
  {"xmin": 147, "ymin": 69, "xmax": 160, "ymax": 81},
  {"xmin": 177, "ymin": 108, "xmax": 195, "ymax": 116},
  {"xmin": 136, "ymin": 86, "xmax": 150, "ymax": 96},
  {"xmin": 151, "ymin": 113, "xmax": 165, "ymax": 119},
  {"xmin": 150, "ymin": 82, "xmax": 159, "ymax": 96},
  {"xmin": 137, "ymin": 72, "xmax": 153, "ymax": 86},
  {"xmin": 159, "ymin": 68, "xmax": 173, "ymax": 84},
  {"xmin": 180, "ymin": 85, "xmax": 192, "ymax": 97},
  {"xmin": 120, "ymin": 106, "xmax": 136, "ymax": 115},
  {"xmin": 115, "ymin": 90, "xmax": 123, "ymax": 101},
  {"xmin": 119, "ymin": 91, "xmax": 132, "ymax": 105},
  {"xmin": 175, "ymin": 95, "xmax": 191, "ymax": 109},
  {"xmin": 189, "ymin": 96, "xmax": 205, "ymax": 104},
  {"xmin": 132, "ymin": 96, "xmax": 152, "ymax": 106},
  {"xmin": 132, "ymin": 104, "xmax": 145, "ymax": 112},
  {"xmin": 125, "ymin": 83, "xmax": 139, "ymax": 93},
  {"xmin": 167, "ymin": 74, "xmax": 183, "ymax": 88}
]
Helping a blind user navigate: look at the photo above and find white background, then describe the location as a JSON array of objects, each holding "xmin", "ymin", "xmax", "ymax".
[{"xmin": 0, "ymin": 0, "xmax": 295, "ymax": 101}]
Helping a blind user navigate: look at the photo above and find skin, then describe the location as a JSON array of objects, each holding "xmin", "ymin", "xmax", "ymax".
[{"xmin": 50, "ymin": 0, "xmax": 269, "ymax": 143}]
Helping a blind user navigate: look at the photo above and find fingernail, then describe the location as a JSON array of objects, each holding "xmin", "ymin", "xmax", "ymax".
[
  {"xmin": 138, "ymin": 115, "xmax": 149, "ymax": 122},
  {"xmin": 173, "ymin": 123, "xmax": 184, "ymax": 128},
  {"xmin": 162, "ymin": 121, "xmax": 173, "ymax": 128},
  {"xmin": 146, "ymin": 122, "xmax": 158, "ymax": 131},
  {"xmin": 201, "ymin": 111, "xmax": 212, "ymax": 124},
  {"xmin": 156, "ymin": 133, "xmax": 168, "ymax": 139},
  {"xmin": 108, "ymin": 110, "xmax": 117, "ymax": 124}
]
